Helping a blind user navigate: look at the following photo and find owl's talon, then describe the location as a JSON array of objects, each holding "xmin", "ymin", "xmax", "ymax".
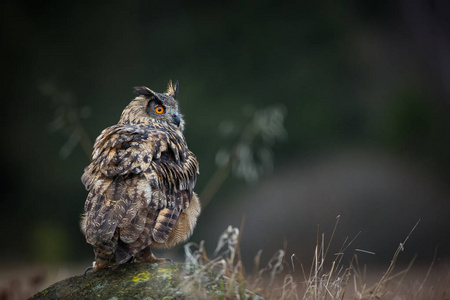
[
  {"xmin": 84, "ymin": 261, "xmax": 96, "ymax": 275},
  {"xmin": 84, "ymin": 266, "xmax": 94, "ymax": 275},
  {"xmin": 165, "ymin": 258, "xmax": 173, "ymax": 262}
]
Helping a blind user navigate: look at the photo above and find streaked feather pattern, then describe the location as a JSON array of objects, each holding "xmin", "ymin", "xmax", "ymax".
[{"xmin": 81, "ymin": 82, "xmax": 200, "ymax": 271}]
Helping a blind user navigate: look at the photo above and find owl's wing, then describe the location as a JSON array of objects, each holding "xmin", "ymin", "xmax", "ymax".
[{"xmin": 82, "ymin": 124, "xmax": 198, "ymax": 255}]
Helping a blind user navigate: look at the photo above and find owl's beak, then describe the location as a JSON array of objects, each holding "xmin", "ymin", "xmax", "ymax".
[{"xmin": 171, "ymin": 113, "xmax": 181, "ymax": 127}]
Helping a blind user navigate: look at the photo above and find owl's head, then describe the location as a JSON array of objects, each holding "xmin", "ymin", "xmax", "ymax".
[{"xmin": 119, "ymin": 80, "xmax": 185, "ymax": 131}]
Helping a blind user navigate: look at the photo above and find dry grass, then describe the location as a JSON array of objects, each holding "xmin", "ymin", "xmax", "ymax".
[
  {"xmin": 1, "ymin": 219, "xmax": 448, "ymax": 299},
  {"xmin": 182, "ymin": 218, "xmax": 450, "ymax": 300}
]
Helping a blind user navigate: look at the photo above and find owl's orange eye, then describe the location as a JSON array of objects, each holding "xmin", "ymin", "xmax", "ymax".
[{"xmin": 154, "ymin": 105, "xmax": 165, "ymax": 114}]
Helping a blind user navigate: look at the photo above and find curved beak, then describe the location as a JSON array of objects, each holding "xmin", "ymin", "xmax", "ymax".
[{"xmin": 171, "ymin": 113, "xmax": 181, "ymax": 127}]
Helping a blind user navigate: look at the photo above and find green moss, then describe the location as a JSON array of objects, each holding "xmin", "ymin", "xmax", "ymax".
[{"xmin": 29, "ymin": 262, "xmax": 264, "ymax": 299}]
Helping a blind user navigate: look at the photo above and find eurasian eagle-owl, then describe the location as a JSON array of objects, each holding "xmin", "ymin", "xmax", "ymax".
[{"xmin": 80, "ymin": 81, "xmax": 200, "ymax": 271}]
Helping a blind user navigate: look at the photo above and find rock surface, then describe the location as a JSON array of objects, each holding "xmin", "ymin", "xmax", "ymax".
[{"xmin": 29, "ymin": 262, "xmax": 263, "ymax": 299}]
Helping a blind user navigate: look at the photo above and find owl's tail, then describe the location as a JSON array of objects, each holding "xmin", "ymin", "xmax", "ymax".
[{"xmin": 114, "ymin": 209, "xmax": 158, "ymax": 264}]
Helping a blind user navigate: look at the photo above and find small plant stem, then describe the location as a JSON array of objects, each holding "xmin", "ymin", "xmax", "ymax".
[
  {"xmin": 199, "ymin": 161, "xmax": 232, "ymax": 209},
  {"xmin": 72, "ymin": 116, "xmax": 93, "ymax": 159},
  {"xmin": 199, "ymin": 116, "xmax": 257, "ymax": 209},
  {"xmin": 370, "ymin": 219, "xmax": 421, "ymax": 299},
  {"xmin": 323, "ymin": 215, "xmax": 340, "ymax": 262}
]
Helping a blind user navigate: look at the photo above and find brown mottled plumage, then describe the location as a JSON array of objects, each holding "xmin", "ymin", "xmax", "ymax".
[{"xmin": 80, "ymin": 81, "xmax": 200, "ymax": 271}]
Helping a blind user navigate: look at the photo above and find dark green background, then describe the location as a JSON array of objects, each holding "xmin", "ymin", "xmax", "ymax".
[{"xmin": 1, "ymin": 1, "xmax": 449, "ymax": 267}]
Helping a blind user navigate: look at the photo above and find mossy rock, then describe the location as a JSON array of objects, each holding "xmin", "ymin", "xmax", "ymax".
[{"xmin": 30, "ymin": 262, "xmax": 263, "ymax": 299}]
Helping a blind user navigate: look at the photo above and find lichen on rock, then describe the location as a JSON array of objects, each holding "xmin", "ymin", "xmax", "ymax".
[{"xmin": 29, "ymin": 262, "xmax": 263, "ymax": 299}]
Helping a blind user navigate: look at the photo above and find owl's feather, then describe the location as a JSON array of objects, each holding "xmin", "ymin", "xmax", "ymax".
[
  {"xmin": 81, "ymin": 87, "xmax": 200, "ymax": 270},
  {"xmin": 152, "ymin": 208, "xmax": 181, "ymax": 243}
]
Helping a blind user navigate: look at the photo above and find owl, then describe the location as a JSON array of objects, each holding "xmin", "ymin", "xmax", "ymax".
[{"xmin": 80, "ymin": 81, "xmax": 200, "ymax": 272}]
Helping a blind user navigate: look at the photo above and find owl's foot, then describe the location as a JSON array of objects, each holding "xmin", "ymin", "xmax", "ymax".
[
  {"xmin": 84, "ymin": 259, "xmax": 116, "ymax": 273},
  {"xmin": 84, "ymin": 261, "xmax": 105, "ymax": 274},
  {"xmin": 135, "ymin": 253, "xmax": 167, "ymax": 263},
  {"xmin": 134, "ymin": 246, "xmax": 168, "ymax": 263}
]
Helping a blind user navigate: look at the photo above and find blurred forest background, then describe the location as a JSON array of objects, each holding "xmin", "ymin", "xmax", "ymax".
[{"xmin": 1, "ymin": 0, "xmax": 449, "ymax": 284}]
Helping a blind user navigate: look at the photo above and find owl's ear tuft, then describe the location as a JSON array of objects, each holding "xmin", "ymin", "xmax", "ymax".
[
  {"xmin": 166, "ymin": 80, "xmax": 179, "ymax": 98},
  {"xmin": 133, "ymin": 86, "xmax": 156, "ymax": 97}
]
